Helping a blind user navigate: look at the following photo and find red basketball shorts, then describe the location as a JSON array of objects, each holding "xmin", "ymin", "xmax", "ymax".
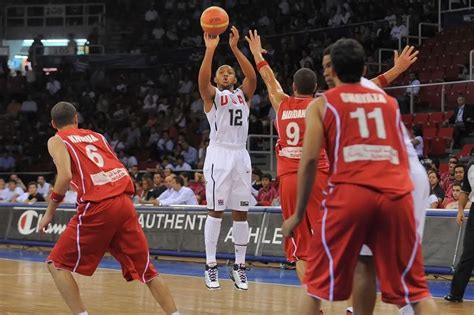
[
  {"xmin": 279, "ymin": 168, "xmax": 328, "ymax": 262},
  {"xmin": 47, "ymin": 194, "xmax": 158, "ymax": 283},
  {"xmin": 304, "ymin": 184, "xmax": 431, "ymax": 305}
]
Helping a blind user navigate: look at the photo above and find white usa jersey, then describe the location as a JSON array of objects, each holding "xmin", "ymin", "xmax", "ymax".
[{"xmin": 206, "ymin": 87, "xmax": 250, "ymax": 147}]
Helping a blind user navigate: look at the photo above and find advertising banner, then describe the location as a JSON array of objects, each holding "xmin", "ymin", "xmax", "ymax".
[{"xmin": 0, "ymin": 205, "xmax": 466, "ymax": 267}]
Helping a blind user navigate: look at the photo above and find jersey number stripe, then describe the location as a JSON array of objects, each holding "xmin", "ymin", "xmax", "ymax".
[{"xmin": 349, "ymin": 107, "xmax": 387, "ymax": 139}]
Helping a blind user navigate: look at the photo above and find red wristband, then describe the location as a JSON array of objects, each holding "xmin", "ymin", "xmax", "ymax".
[
  {"xmin": 256, "ymin": 60, "xmax": 269, "ymax": 71},
  {"xmin": 377, "ymin": 74, "xmax": 388, "ymax": 87},
  {"xmin": 50, "ymin": 191, "xmax": 65, "ymax": 203}
]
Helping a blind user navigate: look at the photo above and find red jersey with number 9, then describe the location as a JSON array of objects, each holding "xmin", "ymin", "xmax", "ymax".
[
  {"xmin": 276, "ymin": 96, "xmax": 329, "ymax": 177},
  {"xmin": 322, "ymin": 84, "xmax": 412, "ymax": 195},
  {"xmin": 56, "ymin": 128, "xmax": 134, "ymax": 203}
]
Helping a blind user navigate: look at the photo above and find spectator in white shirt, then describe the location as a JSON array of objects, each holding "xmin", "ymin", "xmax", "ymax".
[
  {"xmin": 143, "ymin": 89, "xmax": 159, "ymax": 112},
  {"xmin": 384, "ymin": 9, "xmax": 397, "ymax": 27},
  {"xmin": 174, "ymin": 155, "xmax": 192, "ymax": 171},
  {"xmin": 181, "ymin": 142, "xmax": 198, "ymax": 166},
  {"xmin": 145, "ymin": 4, "xmax": 159, "ymax": 23},
  {"xmin": 157, "ymin": 130, "xmax": 174, "ymax": 155},
  {"xmin": 3, "ymin": 180, "xmax": 24, "ymax": 202},
  {"xmin": 0, "ymin": 178, "xmax": 7, "ymax": 201},
  {"xmin": 406, "ymin": 73, "xmax": 421, "ymax": 96},
  {"xmin": 340, "ymin": 6, "xmax": 351, "ymax": 24},
  {"xmin": 153, "ymin": 175, "xmax": 177, "ymax": 204},
  {"xmin": 37, "ymin": 176, "xmax": 50, "ymax": 197},
  {"xmin": 157, "ymin": 176, "xmax": 198, "ymax": 206},
  {"xmin": 390, "ymin": 17, "xmax": 407, "ymax": 41},
  {"xmin": 20, "ymin": 95, "xmax": 38, "ymax": 113},
  {"xmin": 177, "ymin": 75, "xmax": 193, "ymax": 95},
  {"xmin": 328, "ymin": 8, "xmax": 343, "ymax": 27},
  {"xmin": 46, "ymin": 76, "xmax": 61, "ymax": 95}
]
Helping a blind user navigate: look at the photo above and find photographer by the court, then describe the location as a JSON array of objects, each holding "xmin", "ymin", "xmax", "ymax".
[{"xmin": 445, "ymin": 160, "xmax": 474, "ymax": 302}]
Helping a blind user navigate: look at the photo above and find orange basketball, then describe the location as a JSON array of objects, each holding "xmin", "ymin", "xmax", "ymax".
[{"xmin": 200, "ymin": 6, "xmax": 229, "ymax": 36}]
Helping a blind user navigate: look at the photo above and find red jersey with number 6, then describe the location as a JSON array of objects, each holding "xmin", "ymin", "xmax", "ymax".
[
  {"xmin": 322, "ymin": 84, "xmax": 412, "ymax": 195},
  {"xmin": 276, "ymin": 96, "xmax": 329, "ymax": 177},
  {"xmin": 56, "ymin": 128, "xmax": 134, "ymax": 203}
]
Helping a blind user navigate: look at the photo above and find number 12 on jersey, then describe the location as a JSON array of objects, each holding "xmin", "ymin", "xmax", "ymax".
[
  {"xmin": 229, "ymin": 109, "xmax": 243, "ymax": 126},
  {"xmin": 350, "ymin": 107, "xmax": 387, "ymax": 139}
]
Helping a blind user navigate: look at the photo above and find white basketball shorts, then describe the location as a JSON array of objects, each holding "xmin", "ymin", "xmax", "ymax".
[
  {"xmin": 203, "ymin": 144, "xmax": 252, "ymax": 211},
  {"xmin": 360, "ymin": 156, "xmax": 430, "ymax": 256}
]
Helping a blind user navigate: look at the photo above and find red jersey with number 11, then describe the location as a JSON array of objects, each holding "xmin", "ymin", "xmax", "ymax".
[
  {"xmin": 322, "ymin": 84, "xmax": 412, "ymax": 195},
  {"xmin": 56, "ymin": 128, "xmax": 134, "ymax": 204},
  {"xmin": 276, "ymin": 96, "xmax": 329, "ymax": 177}
]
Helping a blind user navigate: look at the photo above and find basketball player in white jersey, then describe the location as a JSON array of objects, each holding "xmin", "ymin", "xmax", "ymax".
[
  {"xmin": 198, "ymin": 26, "xmax": 257, "ymax": 290},
  {"xmin": 322, "ymin": 46, "xmax": 430, "ymax": 315}
]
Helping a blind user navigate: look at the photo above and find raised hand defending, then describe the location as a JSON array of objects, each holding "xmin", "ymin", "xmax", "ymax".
[
  {"xmin": 393, "ymin": 45, "xmax": 419, "ymax": 73},
  {"xmin": 245, "ymin": 30, "xmax": 267, "ymax": 58}
]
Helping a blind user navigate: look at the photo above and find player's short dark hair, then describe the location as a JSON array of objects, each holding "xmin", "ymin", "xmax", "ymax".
[
  {"xmin": 293, "ymin": 68, "xmax": 317, "ymax": 95},
  {"xmin": 323, "ymin": 44, "xmax": 333, "ymax": 56},
  {"xmin": 330, "ymin": 39, "xmax": 365, "ymax": 83},
  {"xmin": 174, "ymin": 175, "xmax": 184, "ymax": 186},
  {"xmin": 51, "ymin": 102, "xmax": 77, "ymax": 128},
  {"xmin": 262, "ymin": 173, "xmax": 272, "ymax": 181}
]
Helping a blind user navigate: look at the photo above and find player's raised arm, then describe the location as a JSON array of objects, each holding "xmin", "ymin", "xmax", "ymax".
[
  {"xmin": 245, "ymin": 29, "xmax": 287, "ymax": 112},
  {"xmin": 199, "ymin": 33, "xmax": 219, "ymax": 112},
  {"xmin": 229, "ymin": 26, "xmax": 257, "ymax": 100},
  {"xmin": 371, "ymin": 45, "xmax": 418, "ymax": 88},
  {"xmin": 38, "ymin": 136, "xmax": 72, "ymax": 231},
  {"xmin": 282, "ymin": 97, "xmax": 325, "ymax": 237}
]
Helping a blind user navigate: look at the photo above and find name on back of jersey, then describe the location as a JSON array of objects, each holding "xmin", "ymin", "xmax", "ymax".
[
  {"xmin": 281, "ymin": 109, "xmax": 306, "ymax": 120},
  {"xmin": 340, "ymin": 93, "xmax": 387, "ymax": 104},
  {"xmin": 68, "ymin": 134, "xmax": 99, "ymax": 143}
]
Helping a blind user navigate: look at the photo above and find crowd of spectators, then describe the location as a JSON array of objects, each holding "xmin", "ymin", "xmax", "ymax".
[
  {"xmin": 0, "ymin": 0, "xmax": 444, "ymax": 206},
  {"xmin": 424, "ymin": 156, "xmax": 472, "ymax": 209},
  {"xmin": 0, "ymin": 165, "xmax": 280, "ymax": 207}
]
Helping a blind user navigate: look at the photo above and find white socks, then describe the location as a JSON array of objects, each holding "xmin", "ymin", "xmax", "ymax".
[
  {"xmin": 171, "ymin": 312, "xmax": 180, "ymax": 315},
  {"xmin": 399, "ymin": 304, "xmax": 414, "ymax": 315},
  {"xmin": 77, "ymin": 312, "xmax": 88, "ymax": 315},
  {"xmin": 204, "ymin": 216, "xmax": 222, "ymax": 266},
  {"xmin": 233, "ymin": 221, "xmax": 249, "ymax": 265}
]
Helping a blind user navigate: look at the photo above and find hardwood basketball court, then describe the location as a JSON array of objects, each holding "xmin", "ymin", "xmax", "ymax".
[{"xmin": 1, "ymin": 255, "xmax": 473, "ymax": 314}]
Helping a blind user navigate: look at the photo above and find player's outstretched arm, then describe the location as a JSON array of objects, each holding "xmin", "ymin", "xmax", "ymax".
[
  {"xmin": 245, "ymin": 29, "xmax": 287, "ymax": 112},
  {"xmin": 39, "ymin": 136, "xmax": 72, "ymax": 231},
  {"xmin": 229, "ymin": 26, "xmax": 257, "ymax": 100},
  {"xmin": 371, "ymin": 45, "xmax": 418, "ymax": 88},
  {"xmin": 198, "ymin": 33, "xmax": 219, "ymax": 113},
  {"xmin": 282, "ymin": 98, "xmax": 325, "ymax": 237}
]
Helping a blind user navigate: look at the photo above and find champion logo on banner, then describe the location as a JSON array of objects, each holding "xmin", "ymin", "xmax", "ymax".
[{"xmin": 17, "ymin": 210, "xmax": 67, "ymax": 235}]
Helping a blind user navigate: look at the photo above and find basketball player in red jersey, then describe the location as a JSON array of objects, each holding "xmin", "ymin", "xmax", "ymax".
[
  {"xmin": 245, "ymin": 30, "xmax": 329, "ymax": 283},
  {"xmin": 38, "ymin": 102, "xmax": 179, "ymax": 315},
  {"xmin": 282, "ymin": 39, "xmax": 438, "ymax": 314},
  {"xmin": 322, "ymin": 44, "xmax": 425, "ymax": 315}
]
